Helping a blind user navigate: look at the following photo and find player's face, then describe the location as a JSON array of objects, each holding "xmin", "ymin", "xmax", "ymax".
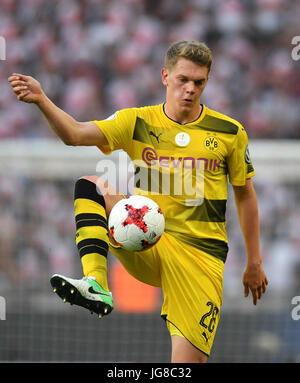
[{"xmin": 162, "ymin": 57, "xmax": 209, "ymax": 122}]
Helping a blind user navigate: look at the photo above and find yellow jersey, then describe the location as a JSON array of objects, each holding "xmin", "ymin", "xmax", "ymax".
[{"xmin": 94, "ymin": 103, "xmax": 254, "ymax": 263}]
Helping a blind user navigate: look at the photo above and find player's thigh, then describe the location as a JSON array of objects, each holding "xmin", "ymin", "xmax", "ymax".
[
  {"xmin": 167, "ymin": 321, "xmax": 207, "ymax": 363},
  {"xmin": 171, "ymin": 335, "xmax": 207, "ymax": 363},
  {"xmin": 80, "ymin": 175, "xmax": 124, "ymax": 215},
  {"xmin": 109, "ymin": 235, "xmax": 163, "ymax": 288}
]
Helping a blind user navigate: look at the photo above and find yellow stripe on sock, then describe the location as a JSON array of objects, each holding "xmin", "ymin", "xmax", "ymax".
[
  {"xmin": 74, "ymin": 198, "xmax": 106, "ymax": 217},
  {"xmin": 75, "ymin": 225, "xmax": 109, "ymax": 245}
]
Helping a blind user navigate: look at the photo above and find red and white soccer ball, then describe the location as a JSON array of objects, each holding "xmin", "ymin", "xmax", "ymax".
[{"xmin": 108, "ymin": 195, "xmax": 165, "ymax": 252}]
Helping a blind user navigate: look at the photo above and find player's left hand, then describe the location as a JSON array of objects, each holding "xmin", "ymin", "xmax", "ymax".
[{"xmin": 242, "ymin": 263, "xmax": 268, "ymax": 305}]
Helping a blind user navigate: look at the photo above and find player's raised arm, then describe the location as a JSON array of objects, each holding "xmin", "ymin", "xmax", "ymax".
[{"xmin": 8, "ymin": 73, "xmax": 107, "ymax": 147}]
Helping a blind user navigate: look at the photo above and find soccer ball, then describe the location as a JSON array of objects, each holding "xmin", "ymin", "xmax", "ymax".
[{"xmin": 108, "ymin": 195, "xmax": 165, "ymax": 252}]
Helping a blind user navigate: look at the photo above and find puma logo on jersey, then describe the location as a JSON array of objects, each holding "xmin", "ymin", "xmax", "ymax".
[
  {"xmin": 202, "ymin": 332, "xmax": 209, "ymax": 343},
  {"xmin": 149, "ymin": 131, "xmax": 162, "ymax": 143}
]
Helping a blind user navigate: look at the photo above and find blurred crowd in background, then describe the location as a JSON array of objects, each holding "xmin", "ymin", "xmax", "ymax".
[
  {"xmin": 0, "ymin": 0, "xmax": 300, "ymax": 302},
  {"xmin": 0, "ymin": 0, "xmax": 300, "ymax": 139}
]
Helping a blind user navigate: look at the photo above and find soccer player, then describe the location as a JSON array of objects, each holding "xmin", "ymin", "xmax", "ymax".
[{"xmin": 8, "ymin": 40, "xmax": 268, "ymax": 363}]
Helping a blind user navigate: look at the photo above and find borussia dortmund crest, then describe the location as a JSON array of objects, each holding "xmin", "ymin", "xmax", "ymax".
[{"xmin": 204, "ymin": 135, "xmax": 219, "ymax": 152}]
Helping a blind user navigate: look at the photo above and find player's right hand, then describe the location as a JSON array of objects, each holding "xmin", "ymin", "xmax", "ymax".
[{"xmin": 8, "ymin": 73, "xmax": 44, "ymax": 104}]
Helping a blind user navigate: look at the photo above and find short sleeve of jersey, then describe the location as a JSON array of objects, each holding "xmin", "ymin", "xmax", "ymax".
[
  {"xmin": 93, "ymin": 108, "xmax": 137, "ymax": 155},
  {"xmin": 227, "ymin": 125, "xmax": 255, "ymax": 186}
]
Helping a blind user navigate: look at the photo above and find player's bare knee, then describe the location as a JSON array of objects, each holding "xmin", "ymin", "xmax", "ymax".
[
  {"xmin": 80, "ymin": 175, "xmax": 99, "ymax": 185},
  {"xmin": 80, "ymin": 175, "xmax": 111, "ymax": 196},
  {"xmin": 78, "ymin": 175, "xmax": 124, "ymax": 216}
]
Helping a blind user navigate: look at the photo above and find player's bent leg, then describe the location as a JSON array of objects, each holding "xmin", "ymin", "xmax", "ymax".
[
  {"xmin": 76, "ymin": 175, "xmax": 125, "ymax": 287},
  {"xmin": 82, "ymin": 175, "xmax": 125, "ymax": 216},
  {"xmin": 109, "ymin": 245, "xmax": 162, "ymax": 287},
  {"xmin": 171, "ymin": 335, "xmax": 208, "ymax": 363},
  {"xmin": 80, "ymin": 177, "xmax": 162, "ymax": 288},
  {"xmin": 51, "ymin": 175, "xmax": 123, "ymax": 317}
]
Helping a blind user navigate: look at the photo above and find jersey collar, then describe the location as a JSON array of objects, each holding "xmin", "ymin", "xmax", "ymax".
[{"xmin": 160, "ymin": 103, "xmax": 206, "ymax": 126}]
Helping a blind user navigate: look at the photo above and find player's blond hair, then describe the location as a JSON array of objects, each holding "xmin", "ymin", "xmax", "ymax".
[{"xmin": 164, "ymin": 40, "xmax": 213, "ymax": 73}]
